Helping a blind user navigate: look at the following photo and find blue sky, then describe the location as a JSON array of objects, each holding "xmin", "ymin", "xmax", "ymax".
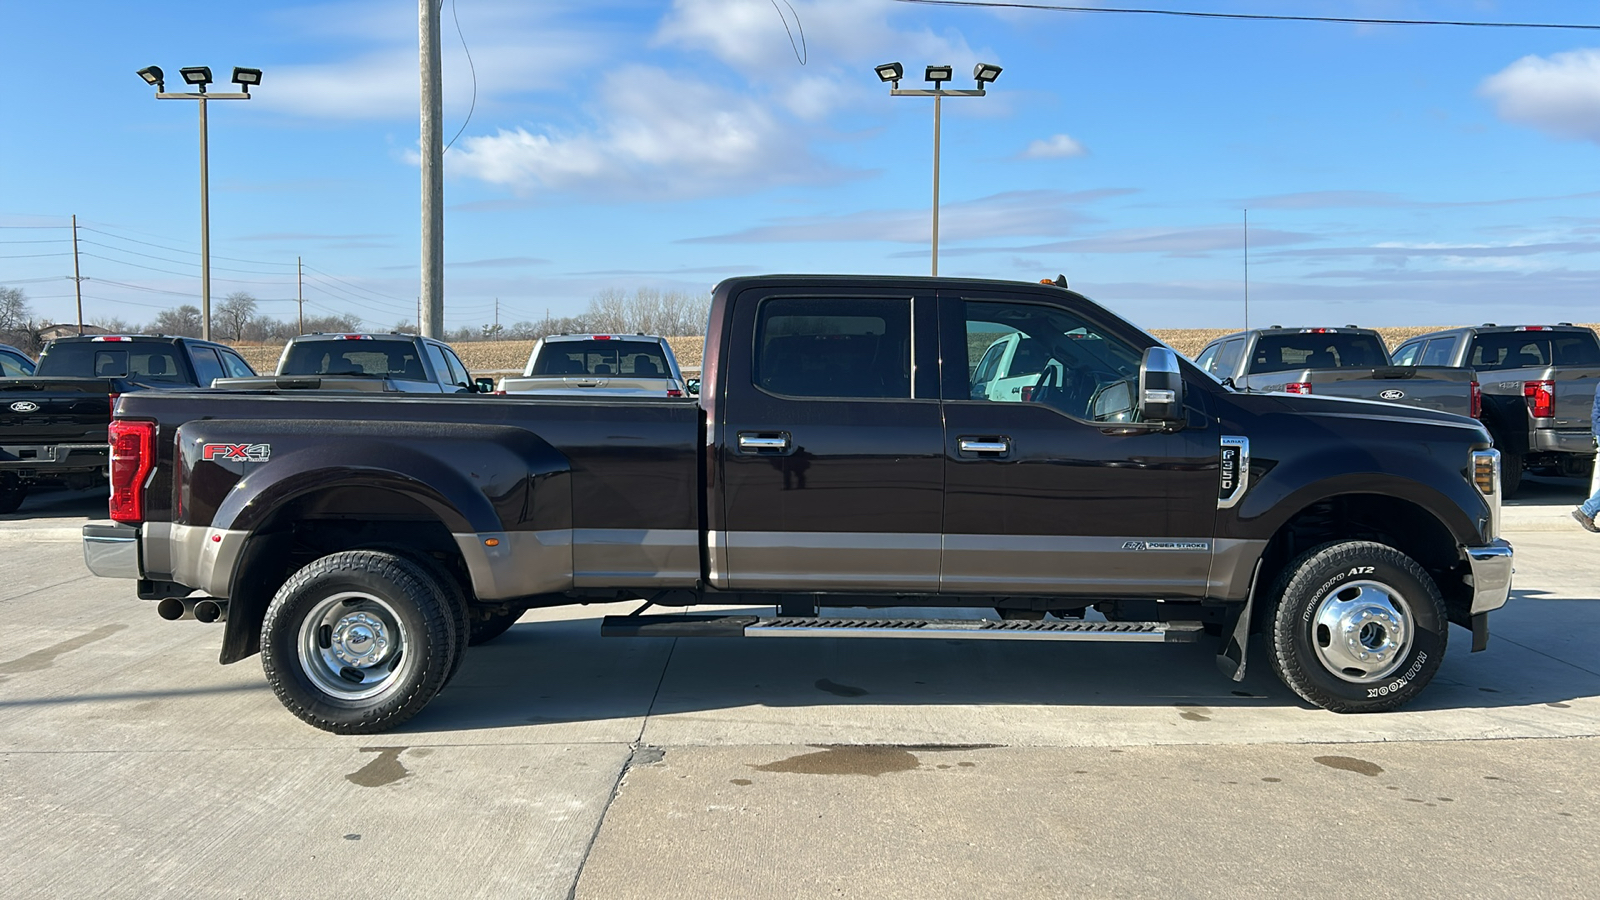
[{"xmin": 3, "ymin": 0, "xmax": 1599, "ymax": 332}]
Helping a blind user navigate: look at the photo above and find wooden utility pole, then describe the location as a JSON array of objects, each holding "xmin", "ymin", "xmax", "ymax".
[
  {"xmin": 71, "ymin": 214, "xmax": 84, "ymax": 334},
  {"xmin": 297, "ymin": 256, "xmax": 304, "ymax": 334},
  {"xmin": 419, "ymin": 0, "xmax": 444, "ymax": 339}
]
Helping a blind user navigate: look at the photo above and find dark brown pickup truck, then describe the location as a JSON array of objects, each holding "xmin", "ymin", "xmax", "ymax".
[{"xmin": 82, "ymin": 275, "xmax": 1513, "ymax": 733}]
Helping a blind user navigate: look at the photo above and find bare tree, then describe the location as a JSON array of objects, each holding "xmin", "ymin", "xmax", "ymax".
[
  {"xmin": 0, "ymin": 286, "xmax": 41, "ymax": 353},
  {"xmin": 216, "ymin": 291, "xmax": 257, "ymax": 342},
  {"xmin": 152, "ymin": 305, "xmax": 203, "ymax": 338},
  {"xmin": 91, "ymin": 315, "xmax": 137, "ymax": 334},
  {"xmin": 580, "ymin": 287, "xmax": 709, "ymax": 336}
]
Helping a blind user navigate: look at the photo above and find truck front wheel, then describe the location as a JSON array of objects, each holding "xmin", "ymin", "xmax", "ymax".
[
  {"xmin": 1265, "ymin": 541, "xmax": 1446, "ymax": 713},
  {"xmin": 261, "ymin": 550, "xmax": 459, "ymax": 734}
]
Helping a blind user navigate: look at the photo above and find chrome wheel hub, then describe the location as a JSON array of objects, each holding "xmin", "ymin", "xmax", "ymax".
[
  {"xmin": 298, "ymin": 592, "xmax": 409, "ymax": 701},
  {"xmin": 1311, "ymin": 580, "xmax": 1413, "ymax": 683}
]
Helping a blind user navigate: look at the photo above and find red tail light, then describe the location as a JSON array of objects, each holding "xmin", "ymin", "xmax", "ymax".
[
  {"xmin": 1523, "ymin": 380, "xmax": 1554, "ymax": 418},
  {"xmin": 109, "ymin": 420, "xmax": 155, "ymax": 523},
  {"xmin": 1470, "ymin": 380, "xmax": 1482, "ymax": 418},
  {"xmin": 1284, "ymin": 382, "xmax": 1313, "ymax": 394},
  {"xmin": 667, "ymin": 389, "xmax": 683, "ymax": 397}
]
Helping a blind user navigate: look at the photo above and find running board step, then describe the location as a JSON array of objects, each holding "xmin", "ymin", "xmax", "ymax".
[{"xmin": 601, "ymin": 615, "xmax": 1204, "ymax": 643}]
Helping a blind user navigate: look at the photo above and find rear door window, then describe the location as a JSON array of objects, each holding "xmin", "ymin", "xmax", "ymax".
[
  {"xmin": 754, "ymin": 298, "xmax": 911, "ymax": 399},
  {"xmin": 1214, "ymin": 339, "xmax": 1246, "ymax": 378},
  {"xmin": 189, "ymin": 347, "xmax": 226, "ymax": 387},
  {"xmin": 442, "ymin": 347, "xmax": 471, "ymax": 387},
  {"xmin": 219, "ymin": 349, "xmax": 255, "ymax": 377},
  {"xmin": 1419, "ymin": 337, "xmax": 1457, "ymax": 367}
]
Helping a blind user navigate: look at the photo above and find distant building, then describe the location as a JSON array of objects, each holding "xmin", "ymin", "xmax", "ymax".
[{"xmin": 37, "ymin": 323, "xmax": 112, "ymax": 341}]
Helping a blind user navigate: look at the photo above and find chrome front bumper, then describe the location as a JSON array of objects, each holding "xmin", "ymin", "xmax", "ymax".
[
  {"xmin": 1464, "ymin": 539, "xmax": 1514, "ymax": 615},
  {"xmin": 83, "ymin": 521, "xmax": 140, "ymax": 579}
]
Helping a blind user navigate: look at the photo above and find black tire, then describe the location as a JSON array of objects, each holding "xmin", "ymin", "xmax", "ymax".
[
  {"xmin": 1500, "ymin": 451, "xmax": 1523, "ymax": 498},
  {"xmin": 469, "ymin": 609, "xmax": 521, "ymax": 646},
  {"xmin": 356, "ymin": 544, "xmax": 472, "ymax": 680},
  {"xmin": 260, "ymin": 550, "xmax": 457, "ymax": 734},
  {"xmin": 0, "ymin": 479, "xmax": 25, "ymax": 514},
  {"xmin": 1265, "ymin": 540, "xmax": 1447, "ymax": 713}
]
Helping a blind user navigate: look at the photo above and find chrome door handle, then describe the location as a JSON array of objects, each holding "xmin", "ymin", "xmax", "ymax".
[
  {"xmin": 738, "ymin": 434, "xmax": 790, "ymax": 452},
  {"xmin": 958, "ymin": 438, "xmax": 1010, "ymax": 454}
]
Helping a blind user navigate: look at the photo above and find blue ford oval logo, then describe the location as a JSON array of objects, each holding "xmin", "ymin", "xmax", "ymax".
[
  {"xmin": 9, "ymin": 401, "xmax": 39, "ymax": 413},
  {"xmin": 1378, "ymin": 389, "xmax": 1405, "ymax": 401}
]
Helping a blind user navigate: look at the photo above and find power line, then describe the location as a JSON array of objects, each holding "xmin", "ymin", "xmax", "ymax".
[
  {"xmin": 78, "ymin": 226, "xmax": 297, "ymax": 269},
  {"xmin": 79, "ymin": 240, "xmax": 298, "ymax": 276},
  {"xmin": 300, "ymin": 264, "xmax": 412, "ymax": 304},
  {"xmin": 889, "ymin": 0, "xmax": 1600, "ymax": 29},
  {"xmin": 79, "ymin": 253, "xmax": 296, "ymax": 286}
]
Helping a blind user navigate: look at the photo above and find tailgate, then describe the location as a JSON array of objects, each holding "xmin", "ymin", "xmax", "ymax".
[
  {"xmin": 0, "ymin": 378, "xmax": 117, "ymax": 445},
  {"xmin": 1286, "ymin": 368, "xmax": 1477, "ymax": 416},
  {"xmin": 1550, "ymin": 367, "xmax": 1600, "ymax": 429},
  {"xmin": 500, "ymin": 375, "xmax": 680, "ymax": 396},
  {"xmin": 212, "ymin": 376, "xmax": 398, "ymax": 392}
]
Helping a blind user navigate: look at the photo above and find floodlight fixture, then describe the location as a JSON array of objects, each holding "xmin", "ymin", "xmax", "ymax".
[
  {"xmin": 179, "ymin": 66, "xmax": 213, "ymax": 89},
  {"xmin": 875, "ymin": 62, "xmax": 904, "ymax": 86},
  {"xmin": 973, "ymin": 62, "xmax": 1003, "ymax": 86},
  {"xmin": 136, "ymin": 65, "xmax": 165, "ymax": 90},
  {"xmin": 924, "ymin": 65, "xmax": 952, "ymax": 85},
  {"xmin": 231, "ymin": 67, "xmax": 262, "ymax": 92}
]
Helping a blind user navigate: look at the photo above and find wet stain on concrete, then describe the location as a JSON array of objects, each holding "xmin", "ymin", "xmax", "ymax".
[
  {"xmin": 347, "ymin": 747, "xmax": 411, "ymax": 788},
  {"xmin": 1484, "ymin": 776, "xmax": 1503, "ymax": 781},
  {"xmin": 754, "ymin": 745, "xmax": 919, "ymax": 777},
  {"xmin": 1176, "ymin": 704, "xmax": 1212, "ymax": 722},
  {"xmin": 957, "ymin": 762, "xmax": 975, "ymax": 768},
  {"xmin": 1262, "ymin": 777, "xmax": 1282, "ymax": 783},
  {"xmin": 0, "ymin": 624, "xmax": 128, "ymax": 677},
  {"xmin": 343, "ymin": 834, "xmax": 361, "ymax": 841},
  {"xmin": 1438, "ymin": 797, "xmax": 1454, "ymax": 802},
  {"xmin": 1547, "ymin": 702, "xmax": 1571, "ymax": 709},
  {"xmin": 1314, "ymin": 756, "xmax": 1384, "ymax": 777},
  {"xmin": 815, "ymin": 678, "xmax": 868, "ymax": 698},
  {"xmin": 729, "ymin": 778, "xmax": 752, "ymax": 786},
  {"xmin": 936, "ymin": 764, "xmax": 952, "ymax": 770}
]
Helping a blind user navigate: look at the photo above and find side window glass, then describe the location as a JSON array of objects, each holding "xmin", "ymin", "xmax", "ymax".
[
  {"xmin": 960, "ymin": 300, "xmax": 1143, "ymax": 421},
  {"xmin": 1418, "ymin": 338, "xmax": 1456, "ymax": 367},
  {"xmin": 971, "ymin": 340, "xmax": 1005, "ymax": 387},
  {"xmin": 444, "ymin": 349, "xmax": 471, "ymax": 386},
  {"xmin": 1215, "ymin": 339, "xmax": 1245, "ymax": 377},
  {"xmin": 220, "ymin": 350, "xmax": 255, "ymax": 377},
  {"xmin": 190, "ymin": 347, "xmax": 225, "ymax": 387},
  {"xmin": 1390, "ymin": 342, "xmax": 1421, "ymax": 366},
  {"xmin": 424, "ymin": 345, "xmax": 452, "ymax": 383},
  {"xmin": 1194, "ymin": 344, "xmax": 1220, "ymax": 375},
  {"xmin": 754, "ymin": 297, "xmax": 911, "ymax": 399},
  {"xmin": 1553, "ymin": 335, "xmax": 1600, "ymax": 366},
  {"xmin": 0, "ymin": 351, "xmax": 31, "ymax": 377}
]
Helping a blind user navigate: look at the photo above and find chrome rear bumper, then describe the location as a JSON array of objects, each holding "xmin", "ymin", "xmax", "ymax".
[{"xmin": 82, "ymin": 521, "xmax": 140, "ymax": 579}]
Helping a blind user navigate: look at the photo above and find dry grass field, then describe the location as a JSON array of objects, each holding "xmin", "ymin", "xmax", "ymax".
[{"xmin": 225, "ymin": 326, "xmax": 1597, "ymax": 377}]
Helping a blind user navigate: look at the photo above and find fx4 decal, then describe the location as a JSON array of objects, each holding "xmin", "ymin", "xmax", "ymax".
[{"xmin": 202, "ymin": 443, "xmax": 271, "ymax": 462}]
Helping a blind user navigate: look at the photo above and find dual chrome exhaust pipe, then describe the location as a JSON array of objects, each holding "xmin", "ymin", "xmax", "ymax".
[{"xmin": 156, "ymin": 597, "xmax": 228, "ymax": 623}]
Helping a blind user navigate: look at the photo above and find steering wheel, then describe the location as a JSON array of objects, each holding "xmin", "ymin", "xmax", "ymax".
[{"xmin": 1029, "ymin": 365, "xmax": 1059, "ymax": 401}]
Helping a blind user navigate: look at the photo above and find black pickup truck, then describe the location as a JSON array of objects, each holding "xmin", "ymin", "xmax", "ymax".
[
  {"xmin": 1, "ymin": 335, "xmax": 255, "ymax": 512},
  {"xmin": 82, "ymin": 275, "xmax": 1512, "ymax": 733}
]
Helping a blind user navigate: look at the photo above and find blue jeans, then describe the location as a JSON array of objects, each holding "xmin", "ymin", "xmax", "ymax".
[{"xmin": 1586, "ymin": 439, "xmax": 1600, "ymax": 517}]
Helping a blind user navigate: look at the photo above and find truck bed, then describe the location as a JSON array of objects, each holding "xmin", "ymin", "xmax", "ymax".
[{"xmin": 1237, "ymin": 365, "xmax": 1477, "ymax": 417}]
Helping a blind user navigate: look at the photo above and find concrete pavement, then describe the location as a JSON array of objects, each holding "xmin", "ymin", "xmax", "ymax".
[{"xmin": 1, "ymin": 479, "xmax": 1597, "ymax": 898}]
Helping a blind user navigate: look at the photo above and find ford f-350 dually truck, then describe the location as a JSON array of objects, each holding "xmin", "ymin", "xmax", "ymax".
[{"xmin": 82, "ymin": 275, "xmax": 1513, "ymax": 733}]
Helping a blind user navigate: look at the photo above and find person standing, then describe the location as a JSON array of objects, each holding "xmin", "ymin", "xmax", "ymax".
[{"xmin": 1573, "ymin": 378, "xmax": 1600, "ymax": 533}]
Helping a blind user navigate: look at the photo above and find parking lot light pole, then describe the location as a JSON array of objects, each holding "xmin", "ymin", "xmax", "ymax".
[
  {"xmin": 878, "ymin": 62, "xmax": 1002, "ymax": 276},
  {"xmin": 137, "ymin": 65, "xmax": 261, "ymax": 341}
]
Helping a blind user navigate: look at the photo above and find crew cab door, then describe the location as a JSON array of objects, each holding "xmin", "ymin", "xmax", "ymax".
[
  {"xmin": 714, "ymin": 285, "xmax": 944, "ymax": 591},
  {"xmin": 936, "ymin": 290, "xmax": 1216, "ymax": 597}
]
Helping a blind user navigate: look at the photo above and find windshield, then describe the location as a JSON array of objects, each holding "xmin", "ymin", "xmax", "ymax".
[
  {"xmin": 280, "ymin": 340, "xmax": 429, "ymax": 381},
  {"xmin": 532, "ymin": 340, "xmax": 672, "ymax": 377},
  {"xmin": 1248, "ymin": 333, "xmax": 1388, "ymax": 374}
]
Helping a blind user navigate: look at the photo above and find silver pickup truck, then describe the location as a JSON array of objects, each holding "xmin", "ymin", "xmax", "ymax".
[
  {"xmin": 213, "ymin": 333, "xmax": 492, "ymax": 394},
  {"xmin": 1195, "ymin": 327, "xmax": 1480, "ymax": 418},
  {"xmin": 497, "ymin": 333, "xmax": 688, "ymax": 397},
  {"xmin": 1393, "ymin": 324, "xmax": 1600, "ymax": 494}
]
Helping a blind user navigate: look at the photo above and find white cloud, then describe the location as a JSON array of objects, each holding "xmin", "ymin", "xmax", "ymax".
[
  {"xmin": 1023, "ymin": 134, "xmax": 1087, "ymax": 159},
  {"xmin": 1480, "ymin": 48, "xmax": 1600, "ymax": 143},
  {"xmin": 254, "ymin": 2, "xmax": 605, "ymax": 119},
  {"xmin": 446, "ymin": 66, "xmax": 844, "ymax": 198}
]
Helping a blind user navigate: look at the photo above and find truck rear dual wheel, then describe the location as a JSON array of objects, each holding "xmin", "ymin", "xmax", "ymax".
[
  {"xmin": 0, "ymin": 475, "xmax": 26, "ymax": 514},
  {"xmin": 261, "ymin": 550, "xmax": 460, "ymax": 734},
  {"xmin": 1265, "ymin": 541, "xmax": 1447, "ymax": 713}
]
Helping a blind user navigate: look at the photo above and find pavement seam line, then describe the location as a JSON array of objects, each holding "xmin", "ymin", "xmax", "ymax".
[{"xmin": 562, "ymin": 638, "xmax": 678, "ymax": 900}]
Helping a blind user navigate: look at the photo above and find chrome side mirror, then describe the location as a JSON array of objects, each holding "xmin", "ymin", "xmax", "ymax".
[{"xmin": 1138, "ymin": 347, "xmax": 1185, "ymax": 424}]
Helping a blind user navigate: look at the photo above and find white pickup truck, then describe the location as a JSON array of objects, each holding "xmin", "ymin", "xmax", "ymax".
[{"xmin": 497, "ymin": 333, "xmax": 688, "ymax": 397}]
